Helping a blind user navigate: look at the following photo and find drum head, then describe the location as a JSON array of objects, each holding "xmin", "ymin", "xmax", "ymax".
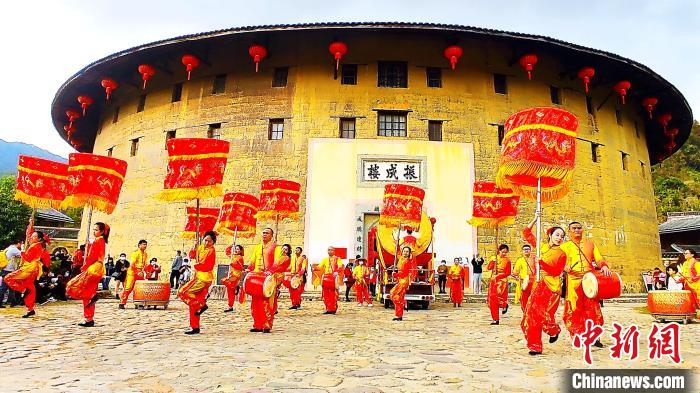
[
  {"xmin": 522, "ymin": 275, "xmax": 530, "ymax": 290},
  {"xmin": 262, "ymin": 275, "xmax": 276, "ymax": 298},
  {"xmin": 581, "ymin": 272, "xmax": 598, "ymax": 299},
  {"xmin": 290, "ymin": 275, "xmax": 302, "ymax": 289}
]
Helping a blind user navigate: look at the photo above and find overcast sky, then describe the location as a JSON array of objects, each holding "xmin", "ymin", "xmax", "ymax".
[{"xmin": 0, "ymin": 0, "xmax": 698, "ymax": 157}]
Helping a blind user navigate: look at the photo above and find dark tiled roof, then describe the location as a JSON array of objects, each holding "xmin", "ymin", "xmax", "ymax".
[
  {"xmin": 659, "ymin": 213, "xmax": 700, "ymax": 234},
  {"xmin": 37, "ymin": 208, "xmax": 74, "ymax": 224}
]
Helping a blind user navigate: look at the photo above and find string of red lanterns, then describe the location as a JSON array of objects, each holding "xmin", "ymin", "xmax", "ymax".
[
  {"xmin": 77, "ymin": 95, "xmax": 93, "ymax": 116},
  {"xmin": 248, "ymin": 44, "xmax": 267, "ymax": 73},
  {"xmin": 641, "ymin": 97, "xmax": 658, "ymax": 119},
  {"xmin": 101, "ymin": 78, "xmax": 118, "ymax": 100},
  {"xmin": 577, "ymin": 67, "xmax": 595, "ymax": 93},
  {"xmin": 613, "ymin": 80, "xmax": 631, "ymax": 104},
  {"xmin": 518, "ymin": 54, "xmax": 538, "ymax": 80},
  {"xmin": 138, "ymin": 64, "xmax": 157, "ymax": 89},
  {"xmin": 181, "ymin": 54, "xmax": 200, "ymax": 81},
  {"xmin": 657, "ymin": 113, "xmax": 672, "ymax": 131}
]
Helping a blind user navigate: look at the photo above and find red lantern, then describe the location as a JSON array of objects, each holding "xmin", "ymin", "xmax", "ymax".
[
  {"xmin": 665, "ymin": 140, "xmax": 676, "ymax": 153},
  {"xmin": 656, "ymin": 152, "xmax": 667, "ymax": 162},
  {"xmin": 664, "ymin": 128, "xmax": 679, "ymax": 138},
  {"xmin": 77, "ymin": 95, "xmax": 93, "ymax": 116},
  {"xmin": 518, "ymin": 54, "xmax": 538, "ymax": 80},
  {"xmin": 101, "ymin": 78, "xmax": 119, "ymax": 100},
  {"xmin": 430, "ymin": 217, "xmax": 437, "ymax": 225},
  {"xmin": 577, "ymin": 67, "xmax": 595, "ymax": 93},
  {"xmin": 181, "ymin": 54, "xmax": 200, "ymax": 81},
  {"xmin": 443, "ymin": 45, "xmax": 463, "ymax": 70},
  {"xmin": 138, "ymin": 64, "xmax": 157, "ymax": 89},
  {"xmin": 657, "ymin": 113, "xmax": 672, "ymax": 131},
  {"xmin": 613, "ymin": 81, "xmax": 631, "ymax": 104},
  {"xmin": 328, "ymin": 41, "xmax": 348, "ymax": 71},
  {"xmin": 63, "ymin": 124, "xmax": 75, "ymax": 136},
  {"xmin": 65, "ymin": 109, "xmax": 81, "ymax": 127},
  {"xmin": 641, "ymin": 97, "xmax": 658, "ymax": 119},
  {"xmin": 248, "ymin": 44, "xmax": 267, "ymax": 73}
]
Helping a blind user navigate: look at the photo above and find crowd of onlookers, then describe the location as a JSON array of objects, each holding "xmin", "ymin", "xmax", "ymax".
[{"xmin": 643, "ymin": 260, "xmax": 686, "ymax": 292}]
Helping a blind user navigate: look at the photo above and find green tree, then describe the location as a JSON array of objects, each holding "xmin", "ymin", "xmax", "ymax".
[{"xmin": 0, "ymin": 175, "xmax": 32, "ymax": 246}]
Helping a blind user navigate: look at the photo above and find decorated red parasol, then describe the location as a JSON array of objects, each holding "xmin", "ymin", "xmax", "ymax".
[
  {"xmin": 256, "ymin": 179, "xmax": 300, "ymax": 241},
  {"xmin": 496, "ymin": 107, "xmax": 579, "ymax": 280},
  {"xmin": 379, "ymin": 183, "xmax": 425, "ymax": 267},
  {"xmin": 467, "ymin": 182, "xmax": 519, "ymax": 228},
  {"xmin": 15, "ymin": 155, "xmax": 69, "ymax": 210},
  {"xmin": 216, "ymin": 192, "xmax": 259, "ymax": 238},
  {"xmin": 61, "ymin": 153, "xmax": 128, "ymax": 253},
  {"xmin": 157, "ymin": 138, "xmax": 230, "ymax": 245},
  {"xmin": 182, "ymin": 207, "xmax": 220, "ymax": 239}
]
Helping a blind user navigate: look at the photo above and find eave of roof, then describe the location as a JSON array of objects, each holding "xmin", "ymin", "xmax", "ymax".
[
  {"xmin": 659, "ymin": 215, "xmax": 700, "ymax": 234},
  {"xmin": 51, "ymin": 22, "xmax": 693, "ymax": 162}
]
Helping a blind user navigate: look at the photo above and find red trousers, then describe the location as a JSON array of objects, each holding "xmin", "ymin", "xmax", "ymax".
[
  {"xmin": 520, "ymin": 286, "xmax": 532, "ymax": 313},
  {"xmin": 178, "ymin": 278, "xmax": 211, "ymax": 329},
  {"xmin": 224, "ymin": 279, "xmax": 242, "ymax": 308},
  {"xmin": 83, "ymin": 299, "xmax": 95, "ymax": 321},
  {"xmin": 322, "ymin": 287, "xmax": 339, "ymax": 312},
  {"xmin": 251, "ymin": 292, "xmax": 278, "ymax": 330},
  {"xmin": 563, "ymin": 284, "xmax": 604, "ymax": 337},
  {"xmin": 488, "ymin": 279, "xmax": 508, "ymax": 321},
  {"xmin": 289, "ymin": 285, "xmax": 304, "ymax": 307},
  {"xmin": 355, "ymin": 283, "xmax": 372, "ymax": 304},
  {"xmin": 66, "ymin": 268, "xmax": 102, "ymax": 321},
  {"xmin": 4, "ymin": 262, "xmax": 41, "ymax": 312},
  {"xmin": 521, "ymin": 282, "xmax": 561, "ymax": 352},
  {"xmin": 449, "ymin": 279, "xmax": 463, "ymax": 304}
]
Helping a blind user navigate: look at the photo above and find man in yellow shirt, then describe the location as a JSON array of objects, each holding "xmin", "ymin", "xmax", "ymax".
[
  {"xmin": 248, "ymin": 228, "xmax": 282, "ymax": 332},
  {"xmin": 352, "ymin": 258, "xmax": 372, "ymax": 307},
  {"xmin": 318, "ymin": 246, "xmax": 343, "ymax": 314},
  {"xmin": 287, "ymin": 247, "xmax": 308, "ymax": 310},
  {"xmin": 119, "ymin": 239, "xmax": 147, "ymax": 309},
  {"xmin": 512, "ymin": 244, "xmax": 534, "ymax": 312},
  {"xmin": 561, "ymin": 222, "xmax": 611, "ymax": 346},
  {"xmin": 487, "ymin": 245, "xmax": 511, "ymax": 325}
]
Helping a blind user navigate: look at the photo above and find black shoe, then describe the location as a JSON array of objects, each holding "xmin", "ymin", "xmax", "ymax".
[
  {"xmin": 502, "ymin": 305, "xmax": 508, "ymax": 315},
  {"xmin": 288, "ymin": 306, "xmax": 297, "ymax": 310},
  {"xmin": 0, "ymin": 305, "xmax": 5, "ymax": 308},
  {"xmin": 223, "ymin": 308, "xmax": 234, "ymax": 313},
  {"xmin": 22, "ymin": 310, "xmax": 35, "ymax": 318},
  {"xmin": 323, "ymin": 311, "xmax": 336, "ymax": 315},
  {"xmin": 593, "ymin": 340, "xmax": 604, "ymax": 348},
  {"xmin": 490, "ymin": 320, "xmax": 499, "ymax": 325},
  {"xmin": 184, "ymin": 328, "xmax": 200, "ymax": 335},
  {"xmin": 549, "ymin": 333, "xmax": 559, "ymax": 344},
  {"xmin": 453, "ymin": 304, "xmax": 457, "ymax": 308},
  {"xmin": 78, "ymin": 320, "xmax": 95, "ymax": 327},
  {"xmin": 262, "ymin": 329, "xmax": 271, "ymax": 333},
  {"xmin": 529, "ymin": 350, "xmax": 542, "ymax": 356},
  {"xmin": 275, "ymin": 310, "xmax": 279, "ymax": 315},
  {"xmin": 115, "ymin": 294, "xmax": 120, "ymax": 300},
  {"xmin": 118, "ymin": 304, "xmax": 125, "ymax": 309},
  {"xmin": 458, "ymin": 304, "xmax": 461, "ymax": 307},
  {"xmin": 87, "ymin": 294, "xmax": 99, "ymax": 308},
  {"xmin": 250, "ymin": 328, "xmax": 263, "ymax": 332},
  {"xmin": 195, "ymin": 305, "xmax": 208, "ymax": 316},
  {"xmin": 392, "ymin": 317, "xmax": 402, "ymax": 321}
]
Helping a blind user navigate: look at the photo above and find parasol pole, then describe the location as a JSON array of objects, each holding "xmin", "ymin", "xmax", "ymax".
[
  {"xmin": 25, "ymin": 208, "xmax": 36, "ymax": 247},
  {"xmin": 535, "ymin": 178, "xmax": 542, "ymax": 282},
  {"xmin": 195, "ymin": 198, "xmax": 200, "ymax": 263},
  {"xmin": 84, "ymin": 203, "xmax": 94, "ymax": 256},
  {"xmin": 275, "ymin": 213, "xmax": 279, "ymax": 243},
  {"xmin": 230, "ymin": 225, "xmax": 239, "ymax": 265},
  {"xmin": 393, "ymin": 224, "xmax": 402, "ymax": 273}
]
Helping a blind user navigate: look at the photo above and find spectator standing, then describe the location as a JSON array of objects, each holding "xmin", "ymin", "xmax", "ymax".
[
  {"xmin": 179, "ymin": 258, "xmax": 191, "ymax": 285},
  {"xmin": 667, "ymin": 265, "xmax": 684, "ymax": 290},
  {"xmin": 437, "ymin": 260, "xmax": 448, "ymax": 294},
  {"xmin": 368, "ymin": 267, "xmax": 377, "ymax": 298},
  {"xmin": 112, "ymin": 254, "xmax": 129, "ymax": 299},
  {"xmin": 471, "ymin": 254, "xmax": 484, "ymax": 294},
  {"xmin": 643, "ymin": 271, "xmax": 654, "ymax": 292},
  {"xmin": 0, "ymin": 240, "xmax": 23, "ymax": 308},
  {"xmin": 344, "ymin": 260, "xmax": 356, "ymax": 302},
  {"xmin": 71, "ymin": 245, "xmax": 85, "ymax": 276},
  {"xmin": 170, "ymin": 250, "xmax": 183, "ymax": 289},
  {"xmin": 663, "ymin": 260, "xmax": 673, "ymax": 288}
]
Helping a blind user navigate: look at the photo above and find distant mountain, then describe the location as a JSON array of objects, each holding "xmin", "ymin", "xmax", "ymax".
[{"xmin": 0, "ymin": 140, "xmax": 67, "ymax": 175}]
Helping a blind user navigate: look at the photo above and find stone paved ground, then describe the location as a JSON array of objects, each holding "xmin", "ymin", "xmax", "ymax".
[{"xmin": 0, "ymin": 296, "xmax": 698, "ymax": 393}]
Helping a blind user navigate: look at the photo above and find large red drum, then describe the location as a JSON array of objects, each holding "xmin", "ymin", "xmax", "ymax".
[
  {"xmin": 243, "ymin": 272, "xmax": 276, "ymax": 298},
  {"xmin": 133, "ymin": 281, "xmax": 171, "ymax": 309},
  {"xmin": 581, "ymin": 271, "xmax": 622, "ymax": 300},
  {"xmin": 647, "ymin": 290, "xmax": 696, "ymax": 316},
  {"xmin": 282, "ymin": 273, "xmax": 302, "ymax": 290},
  {"xmin": 322, "ymin": 273, "xmax": 339, "ymax": 290}
]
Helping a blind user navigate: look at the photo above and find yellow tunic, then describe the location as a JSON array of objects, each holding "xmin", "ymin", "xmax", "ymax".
[
  {"xmin": 318, "ymin": 256, "xmax": 343, "ymax": 274},
  {"xmin": 352, "ymin": 265, "xmax": 369, "ymax": 283},
  {"xmin": 512, "ymin": 256, "xmax": 529, "ymax": 304},
  {"xmin": 561, "ymin": 239, "xmax": 605, "ymax": 311},
  {"xmin": 248, "ymin": 242, "xmax": 282, "ymax": 273},
  {"xmin": 130, "ymin": 249, "xmax": 147, "ymax": 274},
  {"xmin": 680, "ymin": 258, "xmax": 700, "ymax": 304},
  {"xmin": 289, "ymin": 254, "xmax": 308, "ymax": 273}
]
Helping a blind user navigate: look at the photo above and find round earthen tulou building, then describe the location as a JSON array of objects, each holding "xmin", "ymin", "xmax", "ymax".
[{"xmin": 51, "ymin": 22, "xmax": 693, "ymax": 291}]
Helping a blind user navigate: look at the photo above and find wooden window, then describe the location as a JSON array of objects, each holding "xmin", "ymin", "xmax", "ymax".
[
  {"xmin": 130, "ymin": 138, "xmax": 140, "ymax": 157},
  {"xmin": 207, "ymin": 123, "xmax": 221, "ymax": 139},
  {"xmin": 137, "ymin": 95, "xmax": 146, "ymax": 113},
  {"xmin": 106, "ymin": 147, "xmax": 113, "ymax": 157},
  {"xmin": 497, "ymin": 125, "xmax": 505, "ymax": 146},
  {"xmin": 165, "ymin": 130, "xmax": 176, "ymax": 149},
  {"xmin": 377, "ymin": 111, "xmax": 408, "ymax": 137},
  {"xmin": 112, "ymin": 106, "xmax": 120, "ymax": 123},
  {"xmin": 272, "ymin": 67, "xmax": 288, "ymax": 87},
  {"xmin": 339, "ymin": 118, "xmax": 356, "ymax": 139},
  {"xmin": 621, "ymin": 152, "xmax": 629, "ymax": 171},
  {"xmin": 378, "ymin": 61, "xmax": 408, "ymax": 88},
  {"xmin": 269, "ymin": 119, "xmax": 284, "ymax": 140},
  {"xmin": 171, "ymin": 83, "xmax": 183, "ymax": 103},
  {"xmin": 341, "ymin": 64, "xmax": 357, "ymax": 85},
  {"xmin": 428, "ymin": 121, "xmax": 443, "ymax": 141},
  {"xmin": 426, "ymin": 67, "xmax": 442, "ymax": 88},
  {"xmin": 615, "ymin": 108, "xmax": 623, "ymax": 126},
  {"xmin": 634, "ymin": 120, "xmax": 641, "ymax": 138},
  {"xmin": 591, "ymin": 143, "xmax": 601, "ymax": 163},
  {"xmin": 586, "ymin": 96, "xmax": 595, "ymax": 115},
  {"xmin": 212, "ymin": 74, "xmax": 226, "ymax": 94},
  {"xmin": 550, "ymin": 86, "xmax": 561, "ymax": 104},
  {"xmin": 640, "ymin": 161, "xmax": 646, "ymax": 178},
  {"xmin": 493, "ymin": 74, "xmax": 507, "ymax": 94}
]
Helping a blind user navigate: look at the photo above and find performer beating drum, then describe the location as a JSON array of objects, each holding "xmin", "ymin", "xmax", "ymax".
[
  {"xmin": 318, "ymin": 246, "xmax": 343, "ymax": 315},
  {"xmin": 512, "ymin": 244, "xmax": 534, "ymax": 313},
  {"xmin": 222, "ymin": 245, "xmax": 245, "ymax": 312},
  {"xmin": 247, "ymin": 228, "xmax": 283, "ymax": 333},
  {"xmin": 286, "ymin": 247, "xmax": 308, "ymax": 310}
]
